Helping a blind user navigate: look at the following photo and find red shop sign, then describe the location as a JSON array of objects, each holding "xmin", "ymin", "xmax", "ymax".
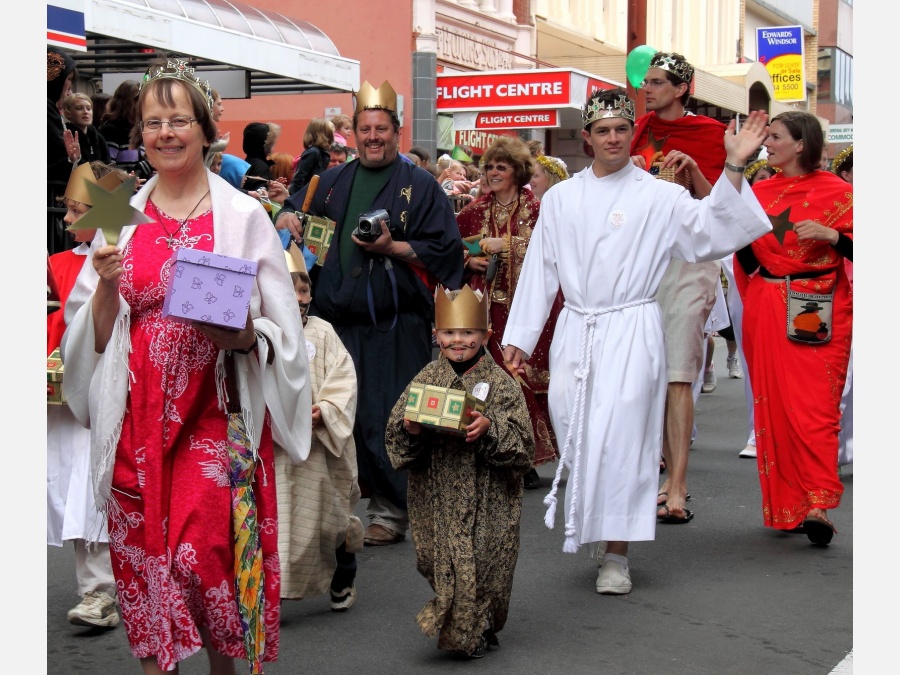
[{"xmin": 437, "ymin": 70, "xmax": 571, "ymax": 111}]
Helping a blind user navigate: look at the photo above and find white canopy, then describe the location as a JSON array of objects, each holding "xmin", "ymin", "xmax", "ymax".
[{"xmin": 75, "ymin": 0, "xmax": 359, "ymax": 95}]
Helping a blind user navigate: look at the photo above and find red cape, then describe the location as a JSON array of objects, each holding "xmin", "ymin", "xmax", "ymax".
[{"xmin": 631, "ymin": 112, "xmax": 727, "ymax": 184}]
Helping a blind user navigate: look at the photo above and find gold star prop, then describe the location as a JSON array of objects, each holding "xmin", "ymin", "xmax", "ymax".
[
  {"xmin": 768, "ymin": 207, "xmax": 794, "ymax": 245},
  {"xmin": 67, "ymin": 176, "xmax": 154, "ymax": 245}
]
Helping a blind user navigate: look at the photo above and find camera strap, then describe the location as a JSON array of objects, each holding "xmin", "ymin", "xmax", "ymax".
[{"xmin": 366, "ymin": 257, "xmax": 399, "ymax": 331}]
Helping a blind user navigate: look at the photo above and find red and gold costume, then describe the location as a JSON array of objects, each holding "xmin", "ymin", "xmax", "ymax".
[
  {"xmin": 632, "ymin": 111, "xmax": 727, "ymax": 184},
  {"xmin": 735, "ymin": 170, "xmax": 853, "ymax": 529},
  {"xmin": 456, "ymin": 189, "xmax": 561, "ymax": 466}
]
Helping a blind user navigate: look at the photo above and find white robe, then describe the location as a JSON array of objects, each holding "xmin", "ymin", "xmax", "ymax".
[
  {"xmin": 61, "ymin": 170, "xmax": 313, "ymax": 510},
  {"xmin": 502, "ymin": 162, "xmax": 772, "ymax": 550}
]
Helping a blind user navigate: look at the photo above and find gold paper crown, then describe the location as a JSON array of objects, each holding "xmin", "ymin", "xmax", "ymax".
[
  {"xmin": 830, "ymin": 145, "xmax": 852, "ymax": 175},
  {"xmin": 141, "ymin": 58, "xmax": 213, "ymax": 112},
  {"xmin": 284, "ymin": 241, "xmax": 308, "ymax": 276},
  {"xmin": 354, "ymin": 80, "xmax": 398, "ymax": 114},
  {"xmin": 434, "ymin": 285, "xmax": 489, "ymax": 331},
  {"xmin": 64, "ymin": 162, "xmax": 128, "ymax": 206},
  {"xmin": 583, "ymin": 93, "xmax": 635, "ymax": 128},
  {"xmin": 536, "ymin": 155, "xmax": 569, "ymax": 182},
  {"xmin": 649, "ymin": 52, "xmax": 695, "ymax": 84},
  {"xmin": 743, "ymin": 158, "xmax": 780, "ymax": 181}
]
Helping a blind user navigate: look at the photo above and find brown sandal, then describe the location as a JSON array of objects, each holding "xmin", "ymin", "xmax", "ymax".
[{"xmin": 801, "ymin": 513, "xmax": 836, "ymax": 546}]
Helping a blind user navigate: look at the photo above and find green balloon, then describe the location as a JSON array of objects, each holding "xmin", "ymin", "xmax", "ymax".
[{"xmin": 625, "ymin": 45, "xmax": 658, "ymax": 89}]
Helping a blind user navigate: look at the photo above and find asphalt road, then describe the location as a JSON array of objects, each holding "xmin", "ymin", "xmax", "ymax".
[{"xmin": 46, "ymin": 338, "xmax": 853, "ymax": 674}]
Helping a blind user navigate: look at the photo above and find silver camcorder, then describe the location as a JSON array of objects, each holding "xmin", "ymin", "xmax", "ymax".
[{"xmin": 352, "ymin": 209, "xmax": 390, "ymax": 242}]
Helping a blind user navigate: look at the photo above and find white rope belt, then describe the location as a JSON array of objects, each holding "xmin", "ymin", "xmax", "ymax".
[{"xmin": 544, "ymin": 297, "xmax": 656, "ymax": 553}]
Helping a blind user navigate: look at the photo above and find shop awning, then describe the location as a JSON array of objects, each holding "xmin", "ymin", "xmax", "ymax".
[{"xmin": 70, "ymin": 0, "xmax": 359, "ymax": 95}]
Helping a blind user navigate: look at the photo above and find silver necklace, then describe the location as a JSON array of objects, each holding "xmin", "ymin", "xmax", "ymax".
[{"xmin": 155, "ymin": 189, "xmax": 210, "ymax": 248}]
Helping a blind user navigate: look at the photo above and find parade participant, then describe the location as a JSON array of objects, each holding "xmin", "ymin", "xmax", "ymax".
[
  {"xmin": 456, "ymin": 136, "xmax": 561, "ymax": 489},
  {"xmin": 630, "ymin": 51, "xmax": 726, "ymax": 523},
  {"xmin": 530, "ymin": 155, "xmax": 569, "ymax": 201},
  {"xmin": 831, "ymin": 145, "xmax": 853, "ymax": 467},
  {"xmin": 275, "ymin": 248, "xmax": 363, "ymax": 612},
  {"xmin": 276, "ymin": 80, "xmax": 464, "ymax": 546},
  {"xmin": 501, "ymin": 87, "xmax": 772, "ymax": 595},
  {"xmin": 736, "ymin": 113, "xmax": 853, "ymax": 545},
  {"xmin": 386, "ymin": 286, "xmax": 534, "ymax": 659},
  {"xmin": 62, "ymin": 58, "xmax": 311, "ymax": 674},
  {"xmin": 49, "ymin": 161, "xmax": 127, "ymax": 631}
]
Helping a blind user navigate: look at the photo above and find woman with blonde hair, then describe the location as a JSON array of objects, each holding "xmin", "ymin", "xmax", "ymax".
[
  {"xmin": 289, "ymin": 117, "xmax": 335, "ymax": 195},
  {"xmin": 62, "ymin": 92, "xmax": 110, "ymax": 164}
]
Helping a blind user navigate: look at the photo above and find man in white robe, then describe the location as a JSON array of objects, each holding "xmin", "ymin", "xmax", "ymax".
[{"xmin": 501, "ymin": 87, "xmax": 772, "ymax": 595}]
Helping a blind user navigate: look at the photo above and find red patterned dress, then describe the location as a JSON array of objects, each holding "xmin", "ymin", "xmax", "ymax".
[
  {"xmin": 109, "ymin": 201, "xmax": 280, "ymax": 670},
  {"xmin": 735, "ymin": 171, "xmax": 853, "ymax": 530},
  {"xmin": 457, "ymin": 189, "xmax": 561, "ymax": 466}
]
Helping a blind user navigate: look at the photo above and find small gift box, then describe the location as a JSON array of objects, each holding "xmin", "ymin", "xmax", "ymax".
[
  {"xmin": 304, "ymin": 215, "xmax": 336, "ymax": 267},
  {"xmin": 47, "ymin": 348, "xmax": 65, "ymax": 405},
  {"xmin": 162, "ymin": 248, "xmax": 258, "ymax": 330},
  {"xmin": 404, "ymin": 384, "xmax": 486, "ymax": 436}
]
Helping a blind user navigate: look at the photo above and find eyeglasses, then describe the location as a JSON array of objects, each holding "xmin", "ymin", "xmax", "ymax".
[
  {"xmin": 483, "ymin": 163, "xmax": 511, "ymax": 172},
  {"xmin": 140, "ymin": 117, "xmax": 197, "ymax": 133},
  {"xmin": 640, "ymin": 78, "xmax": 671, "ymax": 89}
]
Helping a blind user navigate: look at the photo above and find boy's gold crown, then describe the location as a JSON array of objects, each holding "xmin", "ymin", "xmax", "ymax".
[
  {"xmin": 64, "ymin": 162, "xmax": 127, "ymax": 206},
  {"xmin": 355, "ymin": 80, "xmax": 398, "ymax": 114},
  {"xmin": 434, "ymin": 285, "xmax": 489, "ymax": 331}
]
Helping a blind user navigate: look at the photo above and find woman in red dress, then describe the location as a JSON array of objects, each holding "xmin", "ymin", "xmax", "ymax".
[
  {"xmin": 735, "ymin": 111, "xmax": 852, "ymax": 546},
  {"xmin": 456, "ymin": 137, "xmax": 562, "ymax": 488},
  {"xmin": 62, "ymin": 60, "xmax": 311, "ymax": 674}
]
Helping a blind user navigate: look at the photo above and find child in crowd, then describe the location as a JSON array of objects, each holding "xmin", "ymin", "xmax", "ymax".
[
  {"xmin": 274, "ymin": 245, "xmax": 363, "ymax": 611},
  {"xmin": 48, "ymin": 161, "xmax": 128, "ymax": 629},
  {"xmin": 385, "ymin": 285, "xmax": 534, "ymax": 659},
  {"xmin": 208, "ymin": 151, "xmax": 223, "ymax": 175}
]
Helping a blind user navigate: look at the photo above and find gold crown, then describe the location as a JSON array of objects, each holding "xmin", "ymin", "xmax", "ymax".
[
  {"xmin": 354, "ymin": 80, "xmax": 398, "ymax": 114},
  {"xmin": 582, "ymin": 93, "xmax": 635, "ymax": 128},
  {"xmin": 284, "ymin": 241, "xmax": 308, "ymax": 276},
  {"xmin": 743, "ymin": 158, "xmax": 780, "ymax": 181},
  {"xmin": 830, "ymin": 145, "xmax": 852, "ymax": 175},
  {"xmin": 649, "ymin": 52, "xmax": 694, "ymax": 84},
  {"xmin": 64, "ymin": 163, "xmax": 127, "ymax": 206},
  {"xmin": 141, "ymin": 58, "xmax": 213, "ymax": 112},
  {"xmin": 536, "ymin": 155, "xmax": 569, "ymax": 182},
  {"xmin": 434, "ymin": 285, "xmax": 489, "ymax": 331}
]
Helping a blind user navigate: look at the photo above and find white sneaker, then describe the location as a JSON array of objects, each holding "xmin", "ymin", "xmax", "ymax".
[
  {"xmin": 595, "ymin": 560, "xmax": 632, "ymax": 595},
  {"xmin": 726, "ymin": 355, "xmax": 743, "ymax": 379},
  {"xmin": 330, "ymin": 583, "xmax": 357, "ymax": 612},
  {"xmin": 701, "ymin": 366, "xmax": 717, "ymax": 393},
  {"xmin": 67, "ymin": 590, "xmax": 120, "ymax": 628},
  {"xmin": 739, "ymin": 444, "xmax": 757, "ymax": 459}
]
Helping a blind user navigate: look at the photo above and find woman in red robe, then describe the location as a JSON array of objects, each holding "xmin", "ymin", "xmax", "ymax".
[
  {"xmin": 456, "ymin": 137, "xmax": 562, "ymax": 486},
  {"xmin": 735, "ymin": 111, "xmax": 852, "ymax": 546}
]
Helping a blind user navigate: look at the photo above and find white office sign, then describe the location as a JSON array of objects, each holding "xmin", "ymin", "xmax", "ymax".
[{"xmin": 827, "ymin": 125, "xmax": 853, "ymax": 144}]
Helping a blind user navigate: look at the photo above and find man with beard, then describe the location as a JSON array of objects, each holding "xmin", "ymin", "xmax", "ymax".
[{"xmin": 277, "ymin": 81, "xmax": 464, "ymax": 546}]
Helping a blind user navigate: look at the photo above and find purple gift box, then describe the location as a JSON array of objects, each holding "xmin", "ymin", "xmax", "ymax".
[{"xmin": 162, "ymin": 248, "xmax": 258, "ymax": 330}]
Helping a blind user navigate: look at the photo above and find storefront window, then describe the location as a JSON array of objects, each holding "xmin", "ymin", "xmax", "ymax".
[{"xmin": 817, "ymin": 48, "xmax": 853, "ymax": 108}]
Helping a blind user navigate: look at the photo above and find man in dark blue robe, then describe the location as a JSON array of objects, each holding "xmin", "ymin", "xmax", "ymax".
[{"xmin": 278, "ymin": 82, "xmax": 463, "ymax": 546}]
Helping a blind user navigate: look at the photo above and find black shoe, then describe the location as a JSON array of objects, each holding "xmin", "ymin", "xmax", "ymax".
[
  {"xmin": 451, "ymin": 634, "xmax": 489, "ymax": 660},
  {"xmin": 524, "ymin": 468, "xmax": 541, "ymax": 490}
]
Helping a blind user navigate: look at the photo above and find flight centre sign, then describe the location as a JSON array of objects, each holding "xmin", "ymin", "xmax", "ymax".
[
  {"xmin": 437, "ymin": 68, "xmax": 620, "ymax": 131},
  {"xmin": 756, "ymin": 25, "xmax": 806, "ymax": 103}
]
